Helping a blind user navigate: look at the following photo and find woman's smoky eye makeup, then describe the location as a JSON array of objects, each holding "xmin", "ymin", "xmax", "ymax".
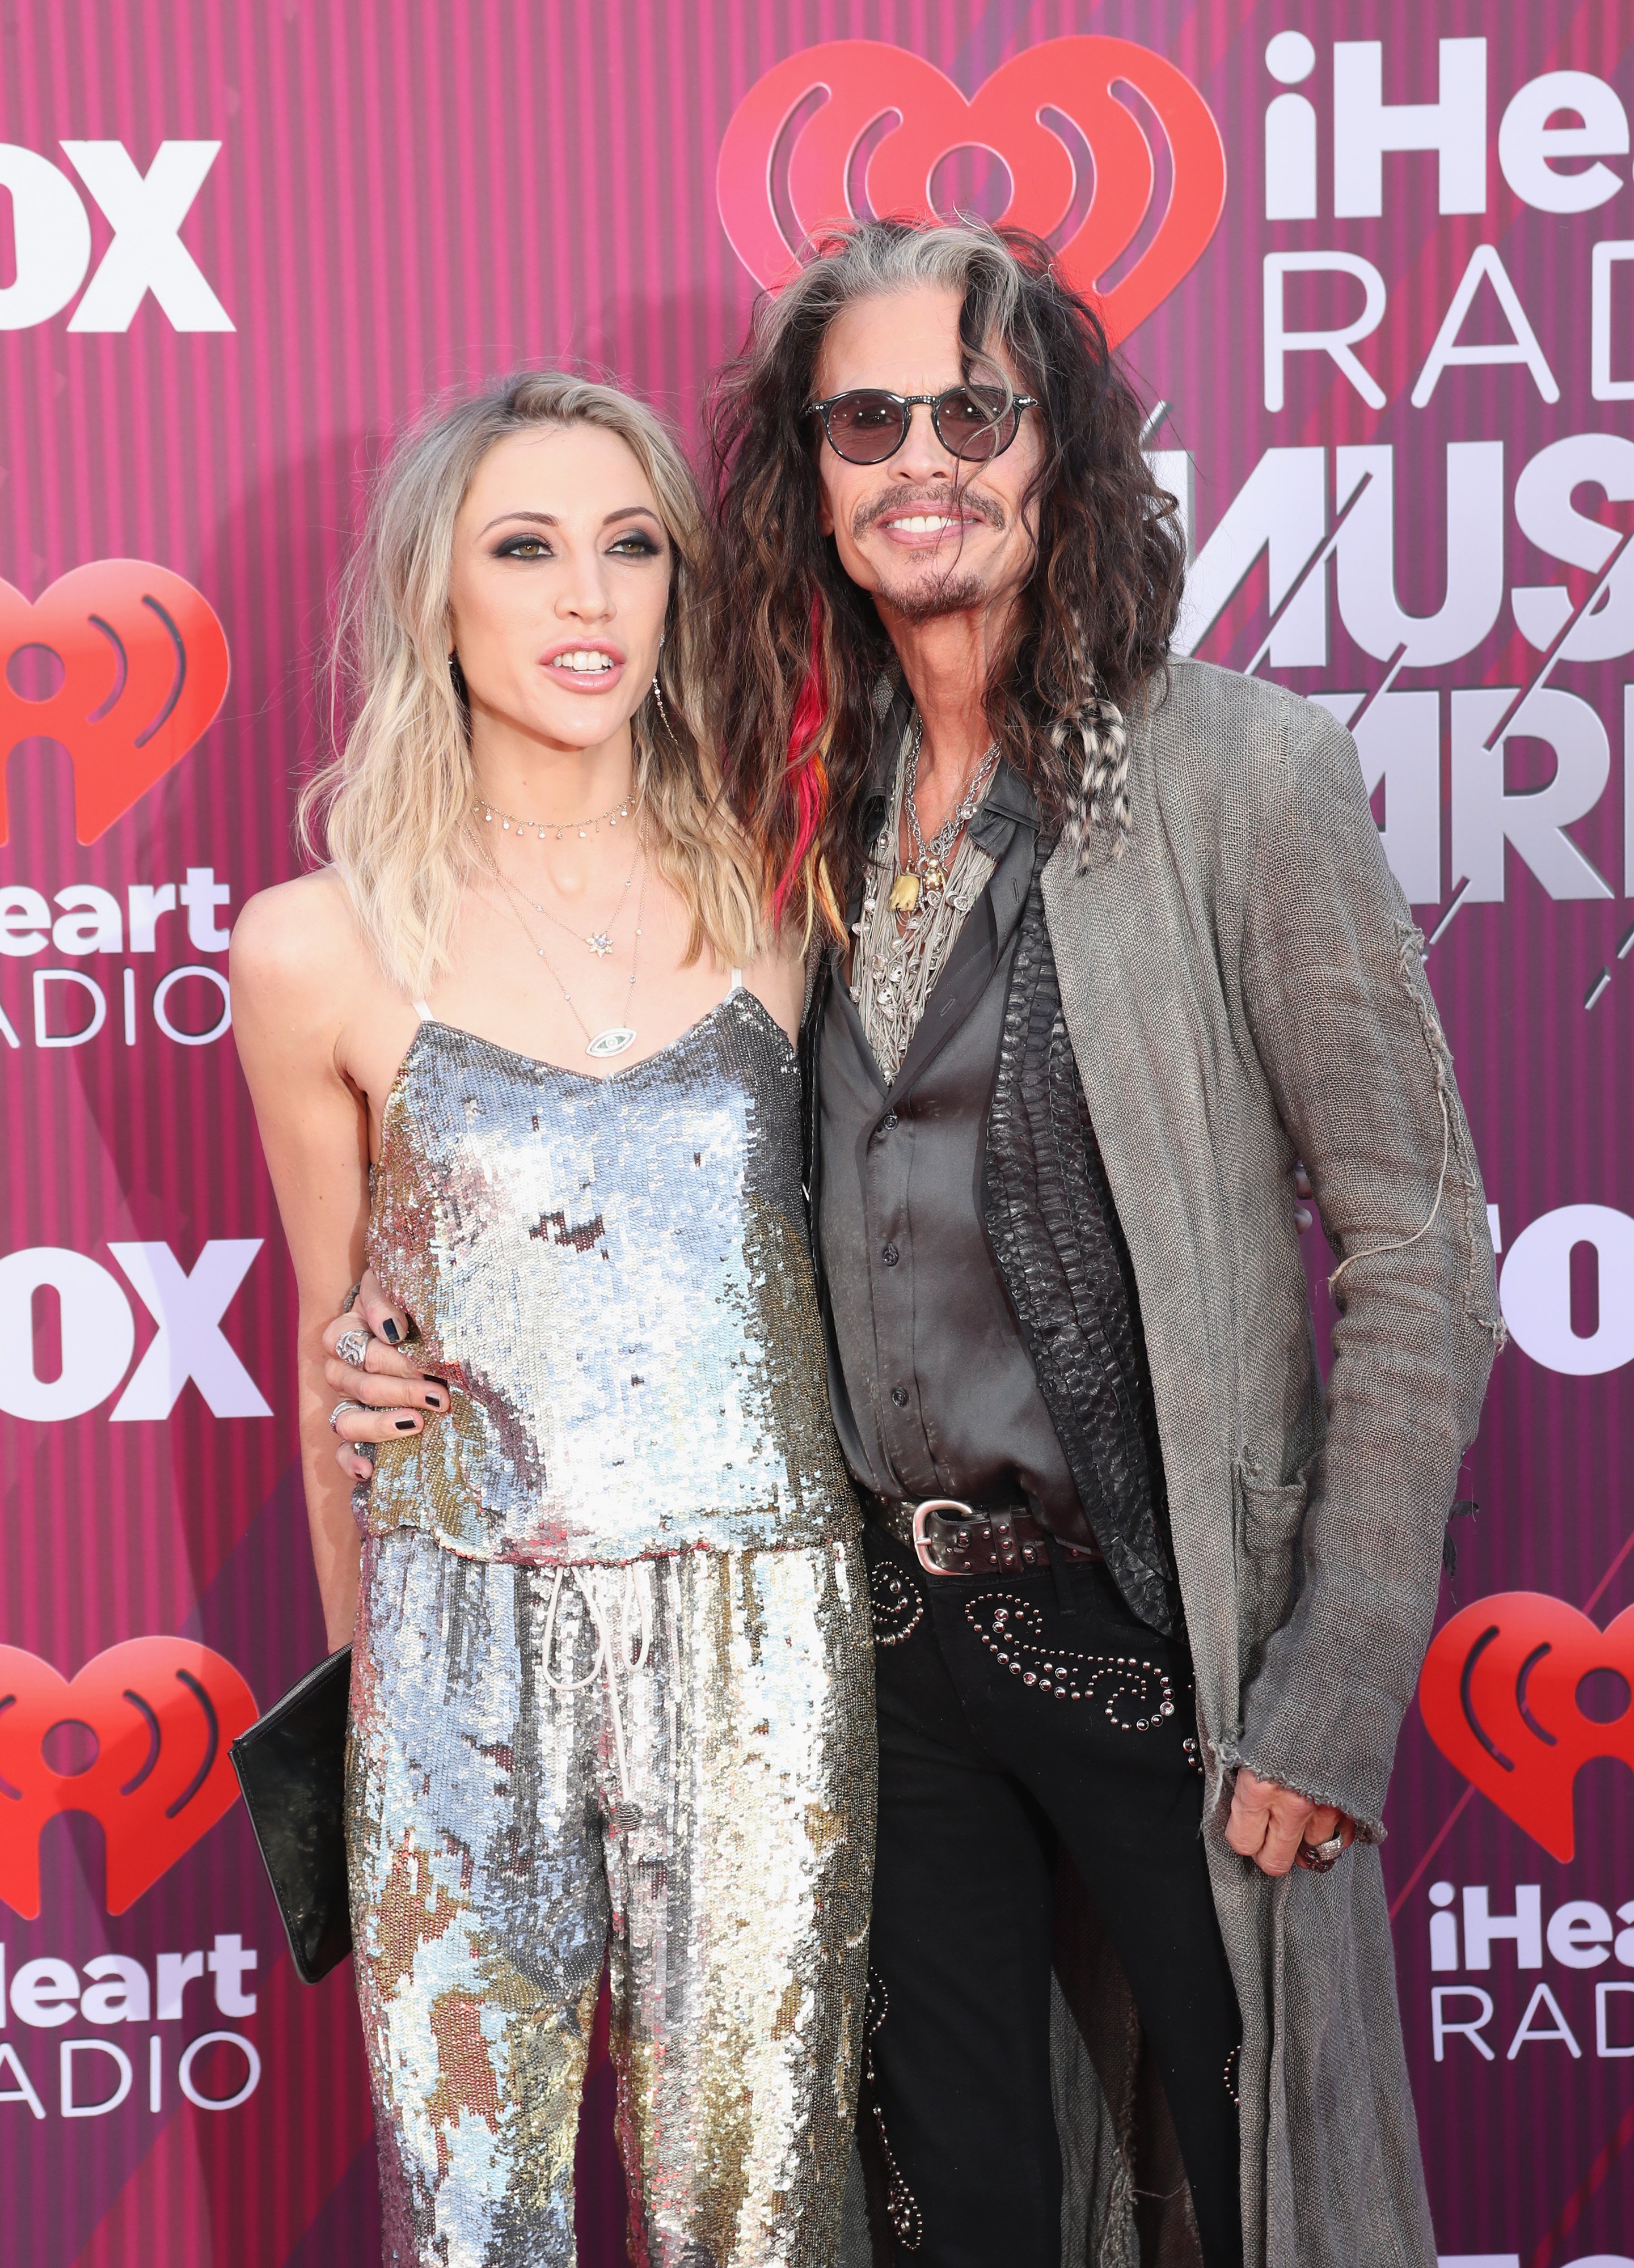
[{"xmin": 488, "ymin": 523, "xmax": 664, "ymax": 561}]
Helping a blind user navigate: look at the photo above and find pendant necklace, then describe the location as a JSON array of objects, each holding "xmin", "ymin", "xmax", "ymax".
[
  {"xmin": 889, "ymin": 722, "xmax": 1000, "ymax": 919},
  {"xmin": 495, "ymin": 864, "xmax": 647, "ymax": 1059},
  {"xmin": 474, "ymin": 788, "xmax": 636, "ymax": 844},
  {"xmin": 505, "ymin": 836, "xmax": 641, "ymax": 958}
]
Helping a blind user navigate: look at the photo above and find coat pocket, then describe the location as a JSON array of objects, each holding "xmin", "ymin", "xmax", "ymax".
[{"xmin": 1235, "ymin": 1464, "xmax": 1314, "ymax": 1689}]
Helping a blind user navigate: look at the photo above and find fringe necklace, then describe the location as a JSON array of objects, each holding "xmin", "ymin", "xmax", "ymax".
[{"xmin": 849, "ymin": 717, "xmax": 999, "ymax": 1086}]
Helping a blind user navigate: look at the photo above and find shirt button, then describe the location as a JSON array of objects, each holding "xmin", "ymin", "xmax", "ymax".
[
  {"xmin": 881, "ymin": 1242, "xmax": 900, "ymax": 1266},
  {"xmin": 881, "ymin": 1112, "xmax": 899, "ymax": 1131},
  {"xmin": 890, "ymin": 1386, "xmax": 910, "ymax": 1408}
]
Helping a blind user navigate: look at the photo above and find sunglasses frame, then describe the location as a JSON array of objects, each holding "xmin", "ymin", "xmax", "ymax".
[{"xmin": 804, "ymin": 385, "xmax": 1039, "ymax": 465}]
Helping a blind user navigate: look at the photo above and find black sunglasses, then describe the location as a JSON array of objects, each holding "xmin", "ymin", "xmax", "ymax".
[{"xmin": 804, "ymin": 384, "xmax": 1038, "ymax": 466}]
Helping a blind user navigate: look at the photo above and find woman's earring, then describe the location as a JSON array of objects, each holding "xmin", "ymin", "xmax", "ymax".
[{"xmin": 651, "ymin": 630, "xmax": 670, "ymax": 733}]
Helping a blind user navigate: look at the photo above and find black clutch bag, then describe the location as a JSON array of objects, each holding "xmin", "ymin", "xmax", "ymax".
[{"xmin": 229, "ymin": 1644, "xmax": 353, "ymax": 1984}]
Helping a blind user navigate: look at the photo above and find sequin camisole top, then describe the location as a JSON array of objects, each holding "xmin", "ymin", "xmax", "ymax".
[{"xmin": 360, "ymin": 982, "xmax": 859, "ymax": 1566}]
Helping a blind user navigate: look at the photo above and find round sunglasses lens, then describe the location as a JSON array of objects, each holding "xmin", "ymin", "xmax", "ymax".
[
  {"xmin": 826, "ymin": 393, "xmax": 907, "ymax": 462},
  {"xmin": 936, "ymin": 388, "xmax": 1014, "ymax": 460}
]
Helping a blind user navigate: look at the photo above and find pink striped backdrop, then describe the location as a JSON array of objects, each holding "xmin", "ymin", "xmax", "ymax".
[{"xmin": 0, "ymin": 3, "xmax": 1631, "ymax": 2260}]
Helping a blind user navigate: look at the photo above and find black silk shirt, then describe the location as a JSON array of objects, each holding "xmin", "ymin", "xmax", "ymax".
[{"xmin": 813, "ymin": 764, "xmax": 1091, "ymax": 1533}]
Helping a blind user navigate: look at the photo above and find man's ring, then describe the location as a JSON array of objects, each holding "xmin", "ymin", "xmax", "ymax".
[
  {"xmin": 328, "ymin": 1399, "xmax": 367, "ymax": 1437},
  {"xmin": 335, "ymin": 1328, "xmax": 370, "ymax": 1370},
  {"xmin": 1295, "ymin": 1831, "xmax": 1346, "ymax": 1874}
]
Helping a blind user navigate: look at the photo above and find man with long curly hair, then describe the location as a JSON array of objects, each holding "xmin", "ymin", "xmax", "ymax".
[{"xmin": 708, "ymin": 219, "xmax": 1498, "ymax": 2268}]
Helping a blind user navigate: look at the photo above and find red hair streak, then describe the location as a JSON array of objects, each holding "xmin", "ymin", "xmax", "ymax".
[{"xmin": 771, "ymin": 598, "xmax": 830, "ymax": 926}]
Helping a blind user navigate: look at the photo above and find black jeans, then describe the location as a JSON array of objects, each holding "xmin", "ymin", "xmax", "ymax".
[{"xmin": 862, "ymin": 1524, "xmax": 1243, "ymax": 2268}]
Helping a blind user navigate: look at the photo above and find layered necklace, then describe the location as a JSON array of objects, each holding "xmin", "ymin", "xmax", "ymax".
[
  {"xmin": 851, "ymin": 717, "xmax": 1000, "ymax": 1085},
  {"xmin": 507, "ymin": 836, "xmax": 641, "ymax": 959},
  {"xmin": 483, "ymin": 794, "xmax": 648, "ymax": 1057},
  {"xmin": 493, "ymin": 862, "xmax": 648, "ymax": 1060},
  {"xmin": 887, "ymin": 721, "xmax": 1000, "ymax": 915}
]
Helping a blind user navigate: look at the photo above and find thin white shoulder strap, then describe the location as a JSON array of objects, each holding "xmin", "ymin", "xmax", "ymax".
[
  {"xmin": 727, "ymin": 968, "xmax": 743, "ymax": 996},
  {"xmin": 411, "ymin": 998, "xmax": 433, "ymax": 1020}
]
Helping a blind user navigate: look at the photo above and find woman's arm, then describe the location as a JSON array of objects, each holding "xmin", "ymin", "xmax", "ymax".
[{"xmin": 230, "ymin": 876, "xmax": 423, "ymax": 1648}]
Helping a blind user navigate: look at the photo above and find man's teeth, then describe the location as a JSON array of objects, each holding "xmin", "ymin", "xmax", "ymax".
[
  {"xmin": 554, "ymin": 651, "xmax": 616, "ymax": 672},
  {"xmin": 892, "ymin": 514, "xmax": 957, "ymax": 534}
]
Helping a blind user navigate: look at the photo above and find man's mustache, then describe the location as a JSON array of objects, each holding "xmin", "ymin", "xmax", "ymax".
[{"xmin": 851, "ymin": 485, "xmax": 1007, "ymax": 540}]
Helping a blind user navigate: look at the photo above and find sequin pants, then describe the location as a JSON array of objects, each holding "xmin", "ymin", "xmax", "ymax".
[{"xmin": 346, "ymin": 1526, "xmax": 875, "ymax": 2268}]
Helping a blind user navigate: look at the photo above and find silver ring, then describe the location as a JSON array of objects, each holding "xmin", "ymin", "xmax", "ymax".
[
  {"xmin": 334, "ymin": 1328, "xmax": 370, "ymax": 1370},
  {"xmin": 1295, "ymin": 1830, "xmax": 1346, "ymax": 1874},
  {"xmin": 328, "ymin": 1398, "xmax": 367, "ymax": 1437}
]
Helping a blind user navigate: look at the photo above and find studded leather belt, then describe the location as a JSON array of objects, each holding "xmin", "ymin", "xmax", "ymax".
[{"xmin": 864, "ymin": 1492, "xmax": 1103, "ymax": 1577}]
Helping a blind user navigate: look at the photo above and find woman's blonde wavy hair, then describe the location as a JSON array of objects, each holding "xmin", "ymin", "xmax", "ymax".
[{"xmin": 301, "ymin": 371, "xmax": 761, "ymax": 997}]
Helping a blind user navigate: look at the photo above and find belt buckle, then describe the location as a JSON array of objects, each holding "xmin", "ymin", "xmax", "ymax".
[{"xmin": 911, "ymin": 1498, "xmax": 976, "ymax": 1577}]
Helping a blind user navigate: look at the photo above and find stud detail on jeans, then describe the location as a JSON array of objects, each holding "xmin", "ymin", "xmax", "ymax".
[
  {"xmin": 868, "ymin": 1559, "xmax": 924, "ymax": 1647},
  {"xmin": 964, "ymin": 1595, "xmax": 1176, "ymax": 1727},
  {"xmin": 863, "ymin": 1968, "xmax": 923, "ymax": 2251},
  {"xmin": 1183, "ymin": 1734, "xmax": 1204, "ymax": 1778},
  {"xmin": 1223, "ymin": 2041, "xmax": 1242, "ymax": 2108}
]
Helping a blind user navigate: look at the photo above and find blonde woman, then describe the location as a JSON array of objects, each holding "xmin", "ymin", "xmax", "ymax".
[{"xmin": 231, "ymin": 374, "xmax": 872, "ymax": 2267}]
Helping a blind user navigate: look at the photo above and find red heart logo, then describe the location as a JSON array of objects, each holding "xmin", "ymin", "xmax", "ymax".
[
  {"xmin": 717, "ymin": 37, "xmax": 1226, "ymax": 348},
  {"xmin": 0, "ymin": 560, "xmax": 230, "ymax": 845},
  {"xmin": 1418, "ymin": 1592, "xmax": 1634, "ymax": 1862},
  {"xmin": 0, "ymin": 1638, "xmax": 259, "ymax": 1916}
]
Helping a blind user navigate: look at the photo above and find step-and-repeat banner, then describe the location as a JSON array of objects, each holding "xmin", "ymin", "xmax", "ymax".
[{"xmin": 2, "ymin": 4, "xmax": 1631, "ymax": 2261}]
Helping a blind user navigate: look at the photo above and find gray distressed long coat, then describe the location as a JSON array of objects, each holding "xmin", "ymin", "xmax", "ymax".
[{"xmin": 841, "ymin": 657, "xmax": 1500, "ymax": 2268}]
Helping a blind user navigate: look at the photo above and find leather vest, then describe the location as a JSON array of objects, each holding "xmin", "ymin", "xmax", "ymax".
[{"xmin": 980, "ymin": 868, "xmax": 1181, "ymax": 1635}]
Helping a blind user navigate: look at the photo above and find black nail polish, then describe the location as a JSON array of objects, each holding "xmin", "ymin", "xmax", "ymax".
[
  {"xmin": 382, "ymin": 1318, "xmax": 401, "ymax": 1343},
  {"xmin": 424, "ymin": 1393, "xmax": 443, "ymax": 1410},
  {"xmin": 395, "ymin": 1416, "xmax": 416, "ymax": 1431}
]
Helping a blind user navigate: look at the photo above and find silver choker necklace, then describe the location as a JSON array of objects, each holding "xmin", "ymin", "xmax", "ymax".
[{"xmin": 475, "ymin": 791, "xmax": 635, "ymax": 844}]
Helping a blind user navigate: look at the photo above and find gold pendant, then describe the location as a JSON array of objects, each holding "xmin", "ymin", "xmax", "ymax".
[
  {"xmin": 921, "ymin": 858, "xmax": 946, "ymax": 895},
  {"xmin": 888, "ymin": 872, "xmax": 921, "ymax": 913}
]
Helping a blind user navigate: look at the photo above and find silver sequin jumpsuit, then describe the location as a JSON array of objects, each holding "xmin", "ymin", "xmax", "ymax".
[{"xmin": 346, "ymin": 983, "xmax": 873, "ymax": 2267}]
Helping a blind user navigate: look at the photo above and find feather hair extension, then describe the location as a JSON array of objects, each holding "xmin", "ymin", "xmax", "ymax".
[{"xmin": 1052, "ymin": 637, "xmax": 1130, "ymax": 866}]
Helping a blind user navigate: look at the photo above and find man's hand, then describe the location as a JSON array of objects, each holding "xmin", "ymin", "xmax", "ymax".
[
  {"xmin": 1225, "ymin": 1767, "xmax": 1355, "ymax": 1877},
  {"xmin": 322, "ymin": 1269, "xmax": 446, "ymax": 1482}
]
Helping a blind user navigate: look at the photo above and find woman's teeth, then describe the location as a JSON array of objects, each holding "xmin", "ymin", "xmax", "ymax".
[{"xmin": 553, "ymin": 651, "xmax": 616, "ymax": 672}]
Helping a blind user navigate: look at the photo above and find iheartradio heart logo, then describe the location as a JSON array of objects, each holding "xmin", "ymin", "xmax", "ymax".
[
  {"xmin": 1419, "ymin": 1592, "xmax": 1634, "ymax": 1862},
  {"xmin": 0, "ymin": 559, "xmax": 230, "ymax": 846},
  {"xmin": 717, "ymin": 37, "xmax": 1226, "ymax": 347},
  {"xmin": 0, "ymin": 1637, "xmax": 258, "ymax": 1916}
]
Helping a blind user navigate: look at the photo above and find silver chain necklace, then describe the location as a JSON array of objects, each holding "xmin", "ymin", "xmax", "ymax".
[
  {"xmin": 889, "ymin": 722, "xmax": 1000, "ymax": 915},
  {"xmin": 493, "ymin": 865, "xmax": 648, "ymax": 1060},
  {"xmin": 501, "ymin": 836, "xmax": 641, "ymax": 958},
  {"xmin": 852, "ymin": 717, "xmax": 999, "ymax": 1084},
  {"xmin": 475, "ymin": 790, "xmax": 636, "ymax": 844}
]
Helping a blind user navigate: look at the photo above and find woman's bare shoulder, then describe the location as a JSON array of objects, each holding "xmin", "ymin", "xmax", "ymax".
[{"xmin": 231, "ymin": 869, "xmax": 374, "ymax": 1012}]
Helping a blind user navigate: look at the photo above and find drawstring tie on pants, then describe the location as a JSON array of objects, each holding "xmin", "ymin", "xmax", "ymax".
[{"xmin": 541, "ymin": 1563, "xmax": 652, "ymax": 1799}]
